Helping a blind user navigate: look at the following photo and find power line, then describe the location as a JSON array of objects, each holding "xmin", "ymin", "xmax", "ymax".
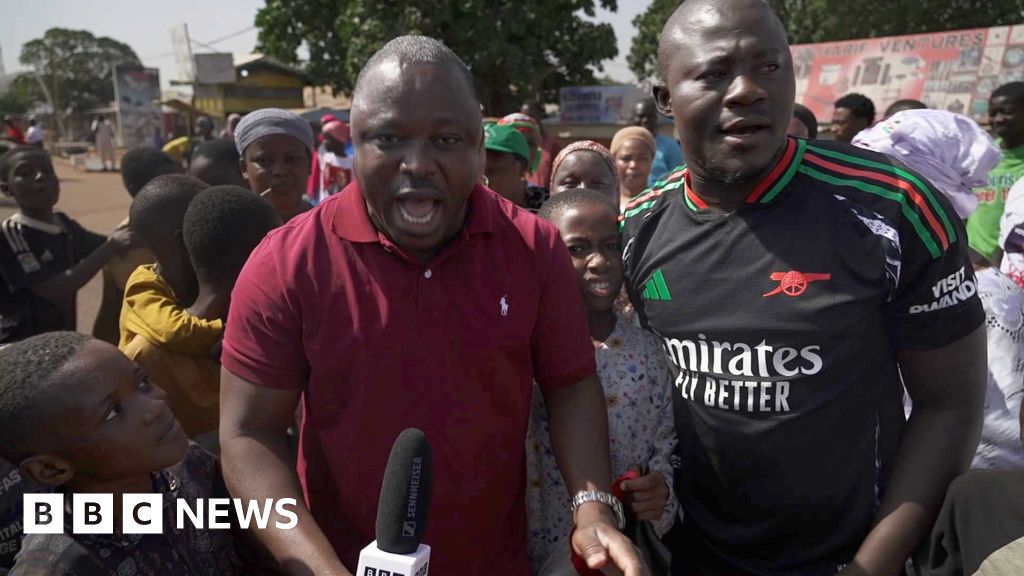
[
  {"xmin": 199, "ymin": 26, "xmax": 257, "ymax": 48},
  {"xmin": 142, "ymin": 25, "xmax": 257, "ymax": 62}
]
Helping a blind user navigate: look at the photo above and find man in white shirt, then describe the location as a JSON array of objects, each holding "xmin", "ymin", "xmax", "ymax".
[{"xmin": 25, "ymin": 118, "xmax": 44, "ymax": 149}]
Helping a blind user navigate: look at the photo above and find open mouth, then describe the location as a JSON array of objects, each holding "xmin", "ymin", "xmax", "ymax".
[
  {"xmin": 586, "ymin": 278, "xmax": 618, "ymax": 298},
  {"xmin": 397, "ymin": 197, "xmax": 442, "ymax": 226},
  {"xmin": 394, "ymin": 189, "xmax": 445, "ymax": 231},
  {"xmin": 718, "ymin": 118, "xmax": 771, "ymax": 141}
]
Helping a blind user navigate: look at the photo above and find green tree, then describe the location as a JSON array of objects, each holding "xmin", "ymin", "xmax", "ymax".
[
  {"xmin": 628, "ymin": 0, "xmax": 1024, "ymax": 81},
  {"xmin": 255, "ymin": 0, "xmax": 620, "ymax": 115},
  {"xmin": 0, "ymin": 75, "xmax": 37, "ymax": 114},
  {"xmin": 19, "ymin": 28, "xmax": 140, "ymax": 116},
  {"xmin": 627, "ymin": 0, "xmax": 677, "ymax": 82}
]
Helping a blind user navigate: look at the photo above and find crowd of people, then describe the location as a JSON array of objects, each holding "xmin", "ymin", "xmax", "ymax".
[{"xmin": 0, "ymin": 0, "xmax": 1023, "ymax": 574}]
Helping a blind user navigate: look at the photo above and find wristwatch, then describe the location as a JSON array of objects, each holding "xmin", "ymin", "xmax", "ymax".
[{"xmin": 571, "ymin": 490, "xmax": 626, "ymax": 530}]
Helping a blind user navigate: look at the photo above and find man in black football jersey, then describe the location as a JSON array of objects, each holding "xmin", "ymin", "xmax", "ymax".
[{"xmin": 621, "ymin": 1, "xmax": 987, "ymax": 575}]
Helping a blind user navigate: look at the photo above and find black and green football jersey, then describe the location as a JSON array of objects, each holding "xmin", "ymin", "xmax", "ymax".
[{"xmin": 620, "ymin": 137, "xmax": 984, "ymax": 575}]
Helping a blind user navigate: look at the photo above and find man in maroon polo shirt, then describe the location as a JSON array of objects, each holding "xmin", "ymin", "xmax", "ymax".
[{"xmin": 219, "ymin": 36, "xmax": 646, "ymax": 576}]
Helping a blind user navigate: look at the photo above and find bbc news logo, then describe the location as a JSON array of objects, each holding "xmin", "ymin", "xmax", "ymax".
[
  {"xmin": 23, "ymin": 494, "xmax": 298, "ymax": 534},
  {"xmin": 365, "ymin": 566, "xmax": 428, "ymax": 576}
]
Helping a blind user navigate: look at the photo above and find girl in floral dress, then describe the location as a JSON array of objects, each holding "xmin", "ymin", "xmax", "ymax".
[{"xmin": 527, "ymin": 189, "xmax": 678, "ymax": 573}]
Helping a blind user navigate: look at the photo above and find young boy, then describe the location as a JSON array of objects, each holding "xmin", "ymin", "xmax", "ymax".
[
  {"xmin": 0, "ymin": 331, "xmax": 241, "ymax": 575},
  {"xmin": 92, "ymin": 147, "xmax": 181, "ymax": 344},
  {"xmin": 0, "ymin": 146, "xmax": 136, "ymax": 343},
  {"xmin": 234, "ymin": 108, "xmax": 316, "ymax": 223},
  {"xmin": 119, "ymin": 175, "xmax": 210, "ymax": 353},
  {"xmin": 122, "ymin": 186, "xmax": 280, "ymax": 441},
  {"xmin": 188, "ymin": 139, "xmax": 247, "ymax": 188},
  {"xmin": 528, "ymin": 189, "xmax": 678, "ymax": 573}
]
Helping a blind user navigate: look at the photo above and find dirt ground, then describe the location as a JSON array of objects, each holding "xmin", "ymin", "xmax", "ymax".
[{"xmin": 0, "ymin": 157, "xmax": 133, "ymax": 333}]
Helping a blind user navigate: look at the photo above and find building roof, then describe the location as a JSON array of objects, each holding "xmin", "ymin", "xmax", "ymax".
[{"xmin": 234, "ymin": 54, "xmax": 313, "ymax": 84}]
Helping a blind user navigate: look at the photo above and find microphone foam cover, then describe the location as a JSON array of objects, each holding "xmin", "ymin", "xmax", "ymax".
[{"xmin": 375, "ymin": 428, "xmax": 433, "ymax": 554}]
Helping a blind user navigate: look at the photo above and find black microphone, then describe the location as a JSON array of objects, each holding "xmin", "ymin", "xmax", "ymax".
[{"xmin": 356, "ymin": 428, "xmax": 433, "ymax": 576}]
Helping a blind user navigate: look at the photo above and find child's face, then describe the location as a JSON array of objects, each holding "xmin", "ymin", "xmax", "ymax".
[
  {"xmin": 2, "ymin": 151, "xmax": 59, "ymax": 213},
  {"xmin": 553, "ymin": 204, "xmax": 624, "ymax": 313},
  {"xmin": 241, "ymin": 135, "xmax": 311, "ymax": 215},
  {"xmin": 45, "ymin": 341, "xmax": 188, "ymax": 485},
  {"xmin": 552, "ymin": 151, "xmax": 617, "ymax": 202}
]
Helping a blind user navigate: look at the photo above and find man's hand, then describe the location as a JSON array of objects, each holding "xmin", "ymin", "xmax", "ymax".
[
  {"xmin": 620, "ymin": 464, "xmax": 669, "ymax": 523},
  {"xmin": 572, "ymin": 503, "xmax": 650, "ymax": 576}
]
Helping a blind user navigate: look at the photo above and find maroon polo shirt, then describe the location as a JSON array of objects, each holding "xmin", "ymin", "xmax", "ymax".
[{"xmin": 222, "ymin": 182, "xmax": 596, "ymax": 574}]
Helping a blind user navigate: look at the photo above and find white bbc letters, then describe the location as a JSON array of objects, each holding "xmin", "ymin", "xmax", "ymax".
[
  {"xmin": 72, "ymin": 494, "xmax": 113, "ymax": 534},
  {"xmin": 23, "ymin": 494, "xmax": 64, "ymax": 534},
  {"xmin": 122, "ymin": 493, "xmax": 164, "ymax": 534}
]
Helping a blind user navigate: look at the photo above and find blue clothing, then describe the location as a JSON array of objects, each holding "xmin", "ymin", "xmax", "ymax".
[{"xmin": 648, "ymin": 133, "xmax": 684, "ymax": 187}]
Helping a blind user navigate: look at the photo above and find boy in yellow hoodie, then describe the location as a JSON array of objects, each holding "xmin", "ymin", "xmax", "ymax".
[
  {"xmin": 119, "ymin": 175, "xmax": 215, "ymax": 430},
  {"xmin": 122, "ymin": 185, "xmax": 279, "ymax": 444}
]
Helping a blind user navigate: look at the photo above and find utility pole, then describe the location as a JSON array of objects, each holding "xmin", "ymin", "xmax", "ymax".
[{"xmin": 49, "ymin": 43, "xmax": 63, "ymax": 138}]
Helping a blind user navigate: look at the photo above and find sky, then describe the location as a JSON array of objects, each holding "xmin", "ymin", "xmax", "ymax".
[{"xmin": 0, "ymin": 0, "xmax": 649, "ymax": 92}]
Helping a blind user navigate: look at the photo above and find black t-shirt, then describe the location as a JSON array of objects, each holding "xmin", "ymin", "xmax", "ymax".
[
  {"xmin": 620, "ymin": 138, "xmax": 984, "ymax": 575},
  {"xmin": 0, "ymin": 212, "xmax": 106, "ymax": 343}
]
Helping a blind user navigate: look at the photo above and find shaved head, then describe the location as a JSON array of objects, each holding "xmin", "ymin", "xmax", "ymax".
[
  {"xmin": 352, "ymin": 35, "xmax": 478, "ymax": 124},
  {"xmin": 658, "ymin": 0, "xmax": 787, "ymax": 80},
  {"xmin": 653, "ymin": 0, "xmax": 794, "ymax": 191}
]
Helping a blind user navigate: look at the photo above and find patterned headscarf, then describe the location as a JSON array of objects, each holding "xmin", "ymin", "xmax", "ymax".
[
  {"xmin": 499, "ymin": 113, "xmax": 542, "ymax": 172},
  {"xmin": 550, "ymin": 140, "xmax": 619, "ymax": 193}
]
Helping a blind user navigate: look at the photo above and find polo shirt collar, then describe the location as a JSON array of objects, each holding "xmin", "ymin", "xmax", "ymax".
[
  {"xmin": 332, "ymin": 182, "xmax": 499, "ymax": 243},
  {"xmin": 683, "ymin": 136, "xmax": 807, "ymax": 211}
]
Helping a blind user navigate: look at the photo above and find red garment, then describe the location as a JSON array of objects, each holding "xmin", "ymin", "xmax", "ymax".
[
  {"xmin": 223, "ymin": 183, "xmax": 596, "ymax": 575},
  {"xmin": 5, "ymin": 126, "xmax": 25, "ymax": 144},
  {"xmin": 307, "ymin": 149, "xmax": 320, "ymax": 200},
  {"xmin": 529, "ymin": 133, "xmax": 562, "ymax": 188}
]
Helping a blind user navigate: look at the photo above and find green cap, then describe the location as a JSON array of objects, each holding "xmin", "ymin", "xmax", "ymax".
[{"xmin": 485, "ymin": 124, "xmax": 530, "ymax": 166}]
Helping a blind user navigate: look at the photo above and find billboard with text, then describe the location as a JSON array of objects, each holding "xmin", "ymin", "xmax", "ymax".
[{"xmin": 793, "ymin": 25, "xmax": 1024, "ymax": 124}]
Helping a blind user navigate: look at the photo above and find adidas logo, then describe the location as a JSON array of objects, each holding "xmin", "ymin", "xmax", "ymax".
[{"xmin": 642, "ymin": 269, "xmax": 672, "ymax": 301}]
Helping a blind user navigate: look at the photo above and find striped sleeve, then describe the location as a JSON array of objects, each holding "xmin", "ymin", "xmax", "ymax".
[
  {"xmin": 0, "ymin": 219, "xmax": 35, "ymax": 292},
  {"xmin": 801, "ymin": 144, "xmax": 983, "ymax": 349},
  {"xmin": 800, "ymin": 145, "xmax": 957, "ymax": 259}
]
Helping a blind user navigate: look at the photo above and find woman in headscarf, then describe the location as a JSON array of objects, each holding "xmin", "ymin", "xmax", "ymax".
[
  {"xmin": 549, "ymin": 140, "xmax": 619, "ymax": 204},
  {"xmin": 610, "ymin": 127, "xmax": 657, "ymax": 211}
]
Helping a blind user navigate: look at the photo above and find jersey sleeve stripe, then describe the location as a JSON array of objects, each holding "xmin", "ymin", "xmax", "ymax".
[
  {"xmin": 760, "ymin": 139, "xmax": 808, "ymax": 204},
  {"xmin": 798, "ymin": 164, "xmax": 942, "ymax": 258},
  {"xmin": 622, "ymin": 168, "xmax": 686, "ymax": 212},
  {"xmin": 806, "ymin": 145, "xmax": 957, "ymax": 244},
  {"xmin": 620, "ymin": 175, "xmax": 686, "ymax": 224},
  {"xmin": 803, "ymin": 152, "xmax": 950, "ymax": 250}
]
